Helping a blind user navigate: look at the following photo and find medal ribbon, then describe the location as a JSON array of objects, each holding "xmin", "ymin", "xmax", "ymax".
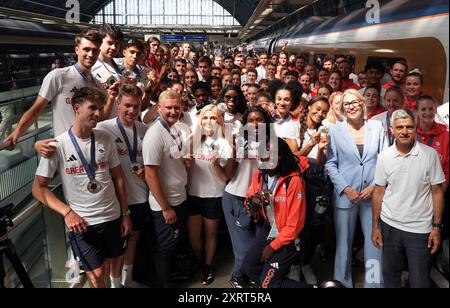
[
  {"xmin": 159, "ymin": 119, "xmax": 183, "ymax": 152},
  {"xmin": 117, "ymin": 118, "xmax": 138, "ymax": 163},
  {"xmin": 68, "ymin": 128, "xmax": 97, "ymax": 181}
]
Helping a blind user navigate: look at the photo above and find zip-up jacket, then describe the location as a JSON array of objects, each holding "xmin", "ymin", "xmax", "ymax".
[
  {"xmin": 245, "ymin": 170, "xmax": 306, "ymax": 251},
  {"xmin": 417, "ymin": 122, "xmax": 449, "ymax": 184}
]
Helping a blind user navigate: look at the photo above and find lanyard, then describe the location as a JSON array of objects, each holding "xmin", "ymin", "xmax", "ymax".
[
  {"xmin": 74, "ymin": 64, "xmax": 95, "ymax": 85},
  {"xmin": 159, "ymin": 119, "xmax": 182, "ymax": 152},
  {"xmin": 386, "ymin": 113, "xmax": 394, "ymax": 146},
  {"xmin": 117, "ymin": 118, "xmax": 138, "ymax": 163},
  {"xmin": 98, "ymin": 59, "xmax": 121, "ymax": 77},
  {"xmin": 68, "ymin": 128, "xmax": 96, "ymax": 181},
  {"xmin": 418, "ymin": 134, "xmax": 435, "ymax": 147},
  {"xmin": 263, "ymin": 172, "xmax": 278, "ymax": 193}
]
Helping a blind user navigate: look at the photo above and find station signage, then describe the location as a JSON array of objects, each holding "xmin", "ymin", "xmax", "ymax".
[
  {"xmin": 161, "ymin": 34, "xmax": 208, "ymax": 43},
  {"xmin": 161, "ymin": 34, "xmax": 185, "ymax": 42}
]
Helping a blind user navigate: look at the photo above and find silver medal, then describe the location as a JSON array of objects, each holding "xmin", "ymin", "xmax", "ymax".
[{"xmin": 87, "ymin": 180, "xmax": 102, "ymax": 194}]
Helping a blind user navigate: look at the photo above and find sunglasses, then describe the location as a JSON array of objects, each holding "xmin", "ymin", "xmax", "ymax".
[{"xmin": 225, "ymin": 95, "xmax": 239, "ymax": 101}]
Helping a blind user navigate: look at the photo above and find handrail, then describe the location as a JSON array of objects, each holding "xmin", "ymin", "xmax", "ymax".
[
  {"xmin": 10, "ymin": 184, "xmax": 60, "ymax": 232},
  {"xmin": 0, "ymin": 124, "xmax": 52, "ymax": 151}
]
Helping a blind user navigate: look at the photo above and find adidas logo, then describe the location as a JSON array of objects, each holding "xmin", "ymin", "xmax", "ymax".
[
  {"xmin": 67, "ymin": 154, "xmax": 78, "ymax": 162},
  {"xmin": 115, "ymin": 137, "xmax": 123, "ymax": 144},
  {"xmin": 270, "ymin": 263, "xmax": 279, "ymax": 269}
]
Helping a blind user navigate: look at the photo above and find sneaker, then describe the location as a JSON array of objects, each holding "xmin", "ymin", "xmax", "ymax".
[
  {"xmin": 200, "ymin": 265, "xmax": 215, "ymax": 285},
  {"xmin": 318, "ymin": 280, "xmax": 346, "ymax": 288},
  {"xmin": 169, "ymin": 270, "xmax": 190, "ymax": 282},
  {"xmin": 287, "ymin": 264, "xmax": 301, "ymax": 282},
  {"xmin": 229, "ymin": 276, "xmax": 247, "ymax": 288},
  {"xmin": 302, "ymin": 264, "xmax": 318, "ymax": 285}
]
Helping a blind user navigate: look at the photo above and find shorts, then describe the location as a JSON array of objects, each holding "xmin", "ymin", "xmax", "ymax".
[
  {"xmin": 187, "ymin": 195, "xmax": 222, "ymax": 220},
  {"xmin": 69, "ymin": 217, "xmax": 125, "ymax": 272},
  {"xmin": 129, "ymin": 202, "xmax": 150, "ymax": 232}
]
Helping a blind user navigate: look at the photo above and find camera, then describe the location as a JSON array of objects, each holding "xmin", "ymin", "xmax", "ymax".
[
  {"xmin": 0, "ymin": 203, "xmax": 34, "ymax": 288},
  {"xmin": 246, "ymin": 190, "xmax": 272, "ymax": 217},
  {"xmin": 0, "ymin": 203, "xmax": 14, "ymax": 240}
]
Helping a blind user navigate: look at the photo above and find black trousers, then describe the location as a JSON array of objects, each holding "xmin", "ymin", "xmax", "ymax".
[
  {"xmin": 242, "ymin": 223, "xmax": 311, "ymax": 288},
  {"xmin": 151, "ymin": 201, "xmax": 188, "ymax": 288},
  {"xmin": 381, "ymin": 221, "xmax": 431, "ymax": 288}
]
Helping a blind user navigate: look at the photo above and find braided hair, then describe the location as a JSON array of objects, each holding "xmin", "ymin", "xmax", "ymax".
[{"xmin": 298, "ymin": 96, "xmax": 330, "ymax": 149}]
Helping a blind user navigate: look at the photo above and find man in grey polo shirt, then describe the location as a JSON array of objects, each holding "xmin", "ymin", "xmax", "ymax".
[{"xmin": 371, "ymin": 109, "xmax": 445, "ymax": 288}]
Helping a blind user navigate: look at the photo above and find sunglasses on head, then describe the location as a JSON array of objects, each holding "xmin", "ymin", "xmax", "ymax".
[{"xmin": 225, "ymin": 95, "xmax": 238, "ymax": 101}]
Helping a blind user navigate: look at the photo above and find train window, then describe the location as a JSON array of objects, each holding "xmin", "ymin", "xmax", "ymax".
[
  {"xmin": 314, "ymin": 54, "xmax": 327, "ymax": 68},
  {"xmin": 366, "ymin": 56, "xmax": 405, "ymax": 74}
]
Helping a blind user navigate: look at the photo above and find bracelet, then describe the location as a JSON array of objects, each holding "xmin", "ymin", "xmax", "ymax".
[{"xmin": 64, "ymin": 208, "xmax": 73, "ymax": 218}]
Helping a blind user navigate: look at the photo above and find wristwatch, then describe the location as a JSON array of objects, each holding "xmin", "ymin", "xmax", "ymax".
[
  {"xmin": 432, "ymin": 222, "xmax": 443, "ymax": 230},
  {"xmin": 122, "ymin": 209, "xmax": 131, "ymax": 217}
]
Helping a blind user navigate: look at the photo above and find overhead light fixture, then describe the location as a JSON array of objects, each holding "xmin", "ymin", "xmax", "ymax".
[
  {"xmin": 262, "ymin": 8, "xmax": 273, "ymax": 16},
  {"xmin": 375, "ymin": 49, "xmax": 395, "ymax": 53}
]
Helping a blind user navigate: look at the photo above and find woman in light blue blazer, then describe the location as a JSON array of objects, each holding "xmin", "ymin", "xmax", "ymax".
[{"xmin": 325, "ymin": 89, "xmax": 387, "ymax": 288}]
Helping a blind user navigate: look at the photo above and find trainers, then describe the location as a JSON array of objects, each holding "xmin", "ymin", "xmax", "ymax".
[
  {"xmin": 302, "ymin": 264, "xmax": 318, "ymax": 285},
  {"xmin": 169, "ymin": 270, "xmax": 190, "ymax": 282},
  {"xmin": 287, "ymin": 264, "xmax": 301, "ymax": 282},
  {"xmin": 200, "ymin": 265, "xmax": 215, "ymax": 285},
  {"xmin": 318, "ymin": 280, "xmax": 346, "ymax": 288},
  {"xmin": 229, "ymin": 276, "xmax": 247, "ymax": 288}
]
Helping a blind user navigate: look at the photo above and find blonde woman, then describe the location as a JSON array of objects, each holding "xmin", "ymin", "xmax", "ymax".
[
  {"xmin": 187, "ymin": 105, "xmax": 232, "ymax": 285},
  {"xmin": 325, "ymin": 89, "xmax": 387, "ymax": 288},
  {"xmin": 323, "ymin": 91, "xmax": 344, "ymax": 127}
]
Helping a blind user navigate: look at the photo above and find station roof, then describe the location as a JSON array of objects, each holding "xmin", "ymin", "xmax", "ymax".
[{"xmin": 1, "ymin": 0, "xmax": 260, "ymax": 26}]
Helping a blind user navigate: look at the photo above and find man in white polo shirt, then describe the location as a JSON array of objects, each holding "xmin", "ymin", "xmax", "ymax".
[
  {"xmin": 371, "ymin": 109, "xmax": 445, "ymax": 288},
  {"xmin": 142, "ymin": 89, "xmax": 191, "ymax": 288}
]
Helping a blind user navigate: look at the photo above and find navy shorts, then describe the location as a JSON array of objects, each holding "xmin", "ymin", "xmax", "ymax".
[
  {"xmin": 129, "ymin": 202, "xmax": 150, "ymax": 232},
  {"xmin": 69, "ymin": 217, "xmax": 125, "ymax": 272},
  {"xmin": 187, "ymin": 196, "xmax": 222, "ymax": 220}
]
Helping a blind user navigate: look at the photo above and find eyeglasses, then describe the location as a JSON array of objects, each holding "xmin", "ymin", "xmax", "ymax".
[
  {"xmin": 225, "ymin": 95, "xmax": 239, "ymax": 101},
  {"xmin": 342, "ymin": 100, "xmax": 362, "ymax": 109}
]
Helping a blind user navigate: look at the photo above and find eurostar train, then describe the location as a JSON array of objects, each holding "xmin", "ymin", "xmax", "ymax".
[{"xmin": 251, "ymin": 0, "xmax": 449, "ymax": 103}]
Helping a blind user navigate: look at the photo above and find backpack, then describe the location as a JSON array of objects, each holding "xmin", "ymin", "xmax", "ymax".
[{"xmin": 302, "ymin": 158, "xmax": 332, "ymax": 226}]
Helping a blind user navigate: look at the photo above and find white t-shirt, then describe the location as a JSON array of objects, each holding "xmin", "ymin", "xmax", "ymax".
[
  {"xmin": 188, "ymin": 137, "xmax": 232, "ymax": 198},
  {"xmin": 273, "ymin": 115, "xmax": 300, "ymax": 145},
  {"xmin": 35, "ymin": 129, "xmax": 121, "ymax": 225},
  {"xmin": 92, "ymin": 59, "xmax": 122, "ymax": 90},
  {"xmin": 437, "ymin": 102, "xmax": 449, "ymax": 126},
  {"xmin": 96, "ymin": 118, "xmax": 149, "ymax": 205},
  {"xmin": 224, "ymin": 112, "xmax": 243, "ymax": 141},
  {"xmin": 114, "ymin": 58, "xmax": 149, "ymax": 90},
  {"xmin": 142, "ymin": 120, "xmax": 188, "ymax": 210},
  {"xmin": 374, "ymin": 142, "xmax": 445, "ymax": 234},
  {"xmin": 39, "ymin": 66, "xmax": 99, "ymax": 136},
  {"xmin": 372, "ymin": 111, "xmax": 394, "ymax": 145},
  {"xmin": 256, "ymin": 65, "xmax": 266, "ymax": 80},
  {"xmin": 299, "ymin": 127, "xmax": 324, "ymax": 160},
  {"xmin": 92, "ymin": 59, "xmax": 122, "ymax": 118},
  {"xmin": 225, "ymin": 139, "xmax": 260, "ymax": 197}
]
